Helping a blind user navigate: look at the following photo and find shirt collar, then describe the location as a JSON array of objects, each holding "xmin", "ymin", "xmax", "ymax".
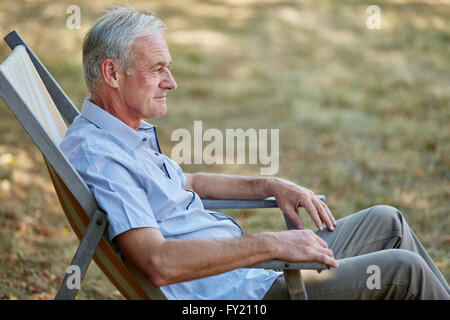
[{"xmin": 80, "ymin": 98, "xmax": 155, "ymax": 149}]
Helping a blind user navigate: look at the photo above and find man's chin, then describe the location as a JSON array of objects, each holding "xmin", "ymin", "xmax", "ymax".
[{"xmin": 148, "ymin": 107, "xmax": 168, "ymax": 119}]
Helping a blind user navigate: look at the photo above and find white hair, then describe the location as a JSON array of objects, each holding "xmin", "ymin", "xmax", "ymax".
[{"xmin": 82, "ymin": 6, "xmax": 166, "ymax": 93}]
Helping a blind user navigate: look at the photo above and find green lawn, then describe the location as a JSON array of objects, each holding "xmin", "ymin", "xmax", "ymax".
[{"xmin": 0, "ymin": 0, "xmax": 448, "ymax": 299}]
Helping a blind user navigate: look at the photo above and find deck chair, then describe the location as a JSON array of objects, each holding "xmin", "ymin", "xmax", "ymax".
[{"xmin": 0, "ymin": 30, "xmax": 327, "ymax": 300}]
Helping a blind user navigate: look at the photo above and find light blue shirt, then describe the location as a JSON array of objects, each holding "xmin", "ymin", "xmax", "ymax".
[{"xmin": 60, "ymin": 99, "xmax": 280, "ymax": 300}]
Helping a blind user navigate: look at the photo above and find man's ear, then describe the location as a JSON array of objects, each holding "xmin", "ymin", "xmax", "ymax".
[{"xmin": 100, "ymin": 58, "xmax": 120, "ymax": 89}]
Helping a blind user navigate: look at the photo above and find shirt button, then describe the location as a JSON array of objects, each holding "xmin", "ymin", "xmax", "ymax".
[
  {"xmin": 142, "ymin": 138, "xmax": 147, "ymax": 142},
  {"xmin": 154, "ymin": 152, "xmax": 159, "ymax": 156}
]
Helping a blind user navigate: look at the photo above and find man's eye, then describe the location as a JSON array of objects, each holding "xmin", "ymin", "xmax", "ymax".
[{"xmin": 153, "ymin": 65, "xmax": 171, "ymax": 73}]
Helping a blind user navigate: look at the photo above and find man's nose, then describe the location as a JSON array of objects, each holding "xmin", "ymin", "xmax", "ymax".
[{"xmin": 160, "ymin": 69, "xmax": 177, "ymax": 90}]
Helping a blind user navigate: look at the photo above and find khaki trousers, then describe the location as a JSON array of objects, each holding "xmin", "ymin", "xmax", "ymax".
[{"xmin": 263, "ymin": 205, "xmax": 450, "ymax": 300}]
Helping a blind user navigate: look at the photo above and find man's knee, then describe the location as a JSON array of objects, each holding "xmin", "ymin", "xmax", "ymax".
[
  {"xmin": 369, "ymin": 204, "xmax": 401, "ymax": 219},
  {"xmin": 360, "ymin": 205, "xmax": 405, "ymax": 249},
  {"xmin": 375, "ymin": 249, "xmax": 428, "ymax": 299},
  {"xmin": 367, "ymin": 204, "xmax": 403, "ymax": 230},
  {"xmin": 370, "ymin": 250, "xmax": 424, "ymax": 283},
  {"xmin": 391, "ymin": 249, "xmax": 425, "ymax": 270}
]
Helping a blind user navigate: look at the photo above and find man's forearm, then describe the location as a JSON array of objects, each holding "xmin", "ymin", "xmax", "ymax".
[
  {"xmin": 187, "ymin": 172, "xmax": 337, "ymax": 231},
  {"xmin": 117, "ymin": 221, "xmax": 337, "ymax": 288},
  {"xmin": 187, "ymin": 172, "xmax": 281, "ymax": 200},
  {"xmin": 153, "ymin": 232, "xmax": 278, "ymax": 286}
]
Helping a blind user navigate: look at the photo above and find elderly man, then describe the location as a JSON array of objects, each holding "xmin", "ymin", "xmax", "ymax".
[{"xmin": 60, "ymin": 7, "xmax": 449, "ymax": 300}]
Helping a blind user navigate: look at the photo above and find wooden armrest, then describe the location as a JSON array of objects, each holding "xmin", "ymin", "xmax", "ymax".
[
  {"xmin": 245, "ymin": 259, "xmax": 327, "ymax": 271},
  {"xmin": 201, "ymin": 195, "xmax": 326, "ymax": 210}
]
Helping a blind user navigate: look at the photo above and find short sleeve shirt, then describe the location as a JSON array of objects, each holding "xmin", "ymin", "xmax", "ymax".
[{"xmin": 60, "ymin": 99, "xmax": 280, "ymax": 300}]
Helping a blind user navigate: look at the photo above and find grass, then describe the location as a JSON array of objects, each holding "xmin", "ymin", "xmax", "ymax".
[{"xmin": 0, "ymin": 0, "xmax": 448, "ymax": 299}]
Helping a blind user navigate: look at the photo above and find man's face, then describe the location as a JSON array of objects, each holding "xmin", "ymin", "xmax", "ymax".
[{"xmin": 118, "ymin": 33, "xmax": 177, "ymax": 120}]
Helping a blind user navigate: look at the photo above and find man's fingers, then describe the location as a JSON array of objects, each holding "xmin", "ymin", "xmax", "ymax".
[
  {"xmin": 315, "ymin": 249, "xmax": 338, "ymax": 268},
  {"xmin": 287, "ymin": 194, "xmax": 337, "ymax": 232},
  {"xmin": 313, "ymin": 198, "xmax": 334, "ymax": 231},
  {"xmin": 325, "ymin": 255, "xmax": 339, "ymax": 268},
  {"xmin": 323, "ymin": 202, "xmax": 337, "ymax": 226},
  {"xmin": 305, "ymin": 246, "xmax": 338, "ymax": 268},
  {"xmin": 285, "ymin": 207, "xmax": 304, "ymax": 230},
  {"xmin": 302, "ymin": 200, "xmax": 323, "ymax": 231},
  {"xmin": 312, "ymin": 232, "xmax": 329, "ymax": 249}
]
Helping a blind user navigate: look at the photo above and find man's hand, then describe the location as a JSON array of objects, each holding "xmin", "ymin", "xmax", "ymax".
[
  {"xmin": 270, "ymin": 229, "xmax": 338, "ymax": 269},
  {"xmin": 270, "ymin": 178, "xmax": 337, "ymax": 231}
]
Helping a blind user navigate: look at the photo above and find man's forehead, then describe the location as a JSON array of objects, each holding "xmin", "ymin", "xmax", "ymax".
[{"xmin": 131, "ymin": 34, "xmax": 171, "ymax": 63}]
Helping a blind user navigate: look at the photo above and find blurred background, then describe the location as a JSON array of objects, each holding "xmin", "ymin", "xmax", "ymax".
[{"xmin": 0, "ymin": 0, "xmax": 448, "ymax": 299}]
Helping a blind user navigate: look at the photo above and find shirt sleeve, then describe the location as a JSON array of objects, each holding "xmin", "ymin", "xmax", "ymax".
[{"xmin": 74, "ymin": 149, "xmax": 160, "ymax": 241}]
